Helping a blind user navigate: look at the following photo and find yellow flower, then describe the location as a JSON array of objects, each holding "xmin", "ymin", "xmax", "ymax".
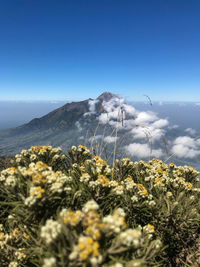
[
  {"xmin": 147, "ymin": 224, "xmax": 155, "ymax": 232},
  {"xmin": 78, "ymin": 237, "xmax": 100, "ymax": 261},
  {"xmin": 39, "ymin": 148, "xmax": 47, "ymax": 154},
  {"xmin": 23, "ymin": 233, "xmax": 30, "ymax": 240},
  {"xmin": 63, "ymin": 211, "xmax": 82, "ymax": 226},
  {"xmin": 10, "ymin": 228, "xmax": 20, "ymax": 240},
  {"xmin": 136, "ymin": 184, "xmax": 148, "ymax": 196},
  {"xmin": 8, "ymin": 167, "xmax": 17, "ymax": 173},
  {"xmin": 122, "ymin": 157, "xmax": 130, "ymax": 161},
  {"xmin": 125, "ymin": 177, "xmax": 133, "ymax": 182},
  {"xmin": 35, "ymin": 161, "xmax": 49, "ymax": 170},
  {"xmin": 30, "ymin": 186, "xmax": 45, "ymax": 199},
  {"xmin": 155, "ymin": 177, "xmax": 163, "ymax": 183},
  {"xmin": 97, "ymin": 175, "xmax": 110, "ymax": 187},
  {"xmin": 185, "ymin": 182, "xmax": 193, "ymax": 190},
  {"xmin": 78, "ymin": 145, "xmax": 88, "ymax": 150}
]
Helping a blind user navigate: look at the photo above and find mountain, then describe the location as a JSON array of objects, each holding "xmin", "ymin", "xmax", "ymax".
[
  {"xmin": 0, "ymin": 92, "xmax": 119, "ymax": 155},
  {"xmin": 0, "ymin": 92, "xmax": 200, "ymax": 172}
]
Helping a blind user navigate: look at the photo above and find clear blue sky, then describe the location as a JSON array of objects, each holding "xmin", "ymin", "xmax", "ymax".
[{"xmin": 0, "ymin": 0, "xmax": 200, "ymax": 101}]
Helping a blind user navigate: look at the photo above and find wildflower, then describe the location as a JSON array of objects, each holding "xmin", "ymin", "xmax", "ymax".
[
  {"xmin": 24, "ymin": 195, "xmax": 36, "ymax": 206},
  {"xmin": 110, "ymin": 264, "xmax": 124, "ymax": 267},
  {"xmin": 15, "ymin": 251, "xmax": 27, "ymax": 260},
  {"xmin": 136, "ymin": 184, "xmax": 148, "ymax": 196},
  {"xmin": 80, "ymin": 172, "xmax": 91, "ymax": 183},
  {"xmin": 82, "ymin": 200, "xmax": 99, "ymax": 213},
  {"xmin": 131, "ymin": 195, "xmax": 139, "ymax": 203},
  {"xmin": 145, "ymin": 224, "xmax": 155, "ymax": 233},
  {"xmin": 97, "ymin": 174, "xmax": 110, "ymax": 187},
  {"xmin": 4, "ymin": 175, "xmax": 17, "ymax": 188},
  {"xmin": 185, "ymin": 182, "xmax": 193, "ymax": 190},
  {"xmin": 61, "ymin": 210, "xmax": 83, "ymax": 226},
  {"xmin": 10, "ymin": 228, "xmax": 20, "ymax": 240},
  {"xmin": 78, "ymin": 145, "xmax": 88, "ymax": 150},
  {"xmin": 78, "ymin": 236, "xmax": 100, "ymax": 260},
  {"xmin": 103, "ymin": 208, "xmax": 126, "ymax": 233},
  {"xmin": 40, "ymin": 219, "xmax": 62, "ymax": 245},
  {"xmin": 0, "ymin": 232, "xmax": 5, "ymax": 240},
  {"xmin": 23, "ymin": 232, "xmax": 30, "ymax": 240},
  {"xmin": 118, "ymin": 228, "xmax": 142, "ymax": 247},
  {"xmin": 30, "ymin": 186, "xmax": 45, "ymax": 199},
  {"xmin": 42, "ymin": 257, "xmax": 57, "ymax": 267},
  {"xmin": 148, "ymin": 200, "xmax": 156, "ymax": 206},
  {"xmin": 9, "ymin": 262, "xmax": 18, "ymax": 267},
  {"xmin": 71, "ymin": 146, "xmax": 77, "ymax": 151},
  {"xmin": 82, "ymin": 210, "xmax": 101, "ymax": 227},
  {"xmin": 154, "ymin": 177, "xmax": 163, "ymax": 184},
  {"xmin": 109, "ymin": 180, "xmax": 119, "ymax": 187},
  {"xmin": 85, "ymin": 225, "xmax": 101, "ymax": 240},
  {"xmin": 112, "ymin": 185, "xmax": 124, "ymax": 195},
  {"xmin": 166, "ymin": 192, "xmax": 173, "ymax": 198}
]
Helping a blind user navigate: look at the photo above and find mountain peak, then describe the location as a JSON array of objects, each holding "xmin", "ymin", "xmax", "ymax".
[{"xmin": 97, "ymin": 92, "xmax": 118, "ymax": 102}]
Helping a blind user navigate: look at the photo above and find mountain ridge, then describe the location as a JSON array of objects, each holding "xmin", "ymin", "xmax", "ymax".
[{"xmin": 0, "ymin": 92, "xmax": 118, "ymax": 155}]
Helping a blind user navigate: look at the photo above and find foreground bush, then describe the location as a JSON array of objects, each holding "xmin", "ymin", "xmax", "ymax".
[{"xmin": 0, "ymin": 145, "xmax": 199, "ymax": 266}]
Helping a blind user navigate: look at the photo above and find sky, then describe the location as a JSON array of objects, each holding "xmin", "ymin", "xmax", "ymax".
[{"xmin": 0, "ymin": 0, "xmax": 200, "ymax": 101}]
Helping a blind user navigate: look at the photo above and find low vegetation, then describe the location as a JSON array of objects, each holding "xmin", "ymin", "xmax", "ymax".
[{"xmin": 0, "ymin": 145, "xmax": 199, "ymax": 266}]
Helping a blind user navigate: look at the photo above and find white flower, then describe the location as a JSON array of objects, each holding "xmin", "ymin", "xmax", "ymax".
[
  {"xmin": 9, "ymin": 262, "xmax": 18, "ymax": 267},
  {"xmin": 154, "ymin": 239, "xmax": 162, "ymax": 249},
  {"xmin": 118, "ymin": 228, "xmax": 141, "ymax": 247},
  {"xmin": 40, "ymin": 219, "xmax": 62, "ymax": 245},
  {"xmin": 24, "ymin": 196, "xmax": 36, "ymax": 207},
  {"xmin": 110, "ymin": 263, "xmax": 124, "ymax": 267},
  {"xmin": 166, "ymin": 191, "xmax": 173, "ymax": 198},
  {"xmin": 112, "ymin": 185, "xmax": 124, "ymax": 195},
  {"xmin": 42, "ymin": 257, "xmax": 56, "ymax": 267},
  {"xmin": 148, "ymin": 200, "xmax": 156, "ymax": 206},
  {"xmin": 82, "ymin": 200, "xmax": 99, "ymax": 213},
  {"xmin": 80, "ymin": 173, "xmax": 91, "ymax": 183},
  {"xmin": 90, "ymin": 255, "xmax": 103, "ymax": 265},
  {"xmin": 131, "ymin": 195, "xmax": 138, "ymax": 203},
  {"xmin": 30, "ymin": 154, "xmax": 37, "ymax": 161},
  {"xmin": 103, "ymin": 209, "xmax": 126, "ymax": 233},
  {"xmin": 5, "ymin": 176, "xmax": 16, "ymax": 187}
]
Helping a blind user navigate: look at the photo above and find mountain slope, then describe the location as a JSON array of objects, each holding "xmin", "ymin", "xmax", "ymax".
[{"xmin": 0, "ymin": 92, "xmax": 117, "ymax": 155}]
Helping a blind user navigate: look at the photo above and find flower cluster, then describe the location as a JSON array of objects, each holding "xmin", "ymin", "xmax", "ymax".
[
  {"xmin": 0, "ymin": 145, "xmax": 199, "ymax": 267},
  {"xmin": 40, "ymin": 219, "xmax": 62, "ymax": 245},
  {"xmin": 13, "ymin": 146, "xmax": 66, "ymax": 171}
]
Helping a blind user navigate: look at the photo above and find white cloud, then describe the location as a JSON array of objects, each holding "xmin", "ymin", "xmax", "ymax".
[
  {"xmin": 185, "ymin": 128, "xmax": 196, "ymax": 136},
  {"xmin": 88, "ymin": 99, "xmax": 99, "ymax": 113},
  {"xmin": 195, "ymin": 103, "xmax": 200, "ymax": 107},
  {"xmin": 84, "ymin": 99, "xmax": 99, "ymax": 116},
  {"xmin": 152, "ymin": 119, "xmax": 169, "ymax": 128},
  {"xmin": 125, "ymin": 143, "xmax": 163, "ymax": 158},
  {"xmin": 75, "ymin": 121, "xmax": 82, "ymax": 131},
  {"xmin": 134, "ymin": 111, "xmax": 158, "ymax": 125},
  {"xmin": 168, "ymin": 124, "xmax": 179, "ymax": 130},
  {"xmin": 88, "ymin": 135, "xmax": 102, "ymax": 142},
  {"xmin": 87, "ymin": 94, "xmax": 169, "ymax": 152},
  {"xmin": 171, "ymin": 136, "xmax": 200, "ymax": 158},
  {"xmin": 104, "ymin": 136, "xmax": 118, "ymax": 143},
  {"xmin": 99, "ymin": 113, "xmax": 109, "ymax": 124}
]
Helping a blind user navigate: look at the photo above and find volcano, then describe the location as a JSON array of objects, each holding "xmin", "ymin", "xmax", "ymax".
[{"xmin": 0, "ymin": 92, "xmax": 120, "ymax": 155}]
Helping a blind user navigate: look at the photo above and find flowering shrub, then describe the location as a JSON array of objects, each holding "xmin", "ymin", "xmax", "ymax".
[{"xmin": 0, "ymin": 145, "xmax": 200, "ymax": 266}]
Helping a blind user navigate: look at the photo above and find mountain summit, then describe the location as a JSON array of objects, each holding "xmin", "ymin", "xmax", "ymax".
[
  {"xmin": 0, "ymin": 92, "xmax": 118, "ymax": 155},
  {"xmin": 97, "ymin": 92, "xmax": 118, "ymax": 102}
]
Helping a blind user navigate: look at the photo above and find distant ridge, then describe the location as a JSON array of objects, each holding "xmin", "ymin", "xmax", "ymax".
[{"xmin": 0, "ymin": 92, "xmax": 117, "ymax": 155}]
